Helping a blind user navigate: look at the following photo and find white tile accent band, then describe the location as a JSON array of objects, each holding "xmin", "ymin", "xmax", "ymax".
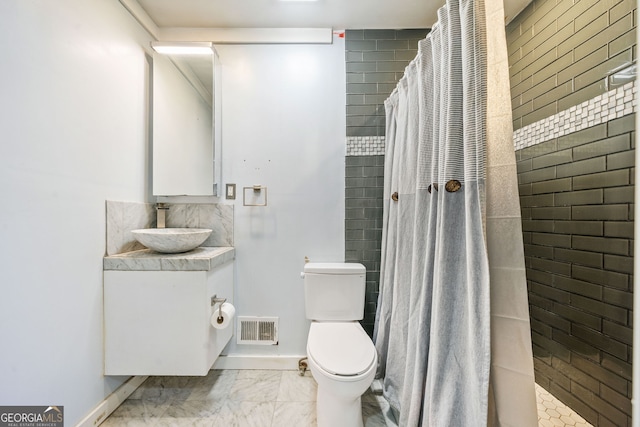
[
  {"xmin": 514, "ymin": 81, "xmax": 637, "ymax": 151},
  {"xmin": 346, "ymin": 81, "xmax": 636, "ymax": 156},
  {"xmin": 346, "ymin": 136, "xmax": 386, "ymax": 156}
]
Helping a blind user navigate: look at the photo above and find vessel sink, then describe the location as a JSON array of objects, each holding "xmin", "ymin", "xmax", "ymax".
[{"xmin": 131, "ymin": 228, "xmax": 212, "ymax": 253}]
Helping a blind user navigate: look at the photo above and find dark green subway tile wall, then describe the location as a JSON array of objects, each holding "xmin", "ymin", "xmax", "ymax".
[
  {"xmin": 345, "ymin": 29, "xmax": 430, "ymax": 137},
  {"xmin": 507, "ymin": 0, "xmax": 637, "ymax": 131},
  {"xmin": 344, "ymin": 29, "xmax": 429, "ymax": 336},
  {"xmin": 509, "ymin": 1, "xmax": 636, "ymax": 425},
  {"xmin": 345, "ymin": 155, "xmax": 384, "ymax": 336},
  {"xmin": 516, "ymin": 118, "xmax": 635, "ymax": 426}
]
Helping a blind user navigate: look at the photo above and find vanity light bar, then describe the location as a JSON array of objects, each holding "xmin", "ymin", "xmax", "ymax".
[{"xmin": 151, "ymin": 41, "xmax": 214, "ymax": 55}]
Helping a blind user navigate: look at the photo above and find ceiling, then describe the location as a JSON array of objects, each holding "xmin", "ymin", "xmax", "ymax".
[{"xmin": 135, "ymin": 0, "xmax": 532, "ymax": 30}]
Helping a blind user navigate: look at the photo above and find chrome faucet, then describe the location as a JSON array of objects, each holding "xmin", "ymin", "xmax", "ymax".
[{"xmin": 156, "ymin": 203, "xmax": 169, "ymax": 229}]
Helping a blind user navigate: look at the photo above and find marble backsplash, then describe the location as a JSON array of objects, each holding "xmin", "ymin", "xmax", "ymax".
[
  {"xmin": 106, "ymin": 201, "xmax": 155, "ymax": 256},
  {"xmin": 106, "ymin": 201, "xmax": 233, "ymax": 256},
  {"xmin": 166, "ymin": 203, "xmax": 234, "ymax": 248}
]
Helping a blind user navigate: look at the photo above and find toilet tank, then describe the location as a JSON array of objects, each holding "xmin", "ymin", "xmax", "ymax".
[{"xmin": 303, "ymin": 262, "xmax": 366, "ymax": 321}]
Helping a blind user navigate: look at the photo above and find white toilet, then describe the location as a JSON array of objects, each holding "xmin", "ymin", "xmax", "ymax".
[{"xmin": 302, "ymin": 262, "xmax": 377, "ymax": 427}]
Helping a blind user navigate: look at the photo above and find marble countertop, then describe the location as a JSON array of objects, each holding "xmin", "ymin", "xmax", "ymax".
[{"xmin": 104, "ymin": 247, "xmax": 235, "ymax": 271}]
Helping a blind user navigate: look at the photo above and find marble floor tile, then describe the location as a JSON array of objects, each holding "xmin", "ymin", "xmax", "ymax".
[
  {"xmin": 162, "ymin": 399, "xmax": 224, "ymax": 419},
  {"xmin": 362, "ymin": 394, "xmax": 398, "ymax": 427},
  {"xmin": 103, "ymin": 371, "xmax": 592, "ymax": 427},
  {"xmin": 155, "ymin": 417, "xmax": 215, "ymax": 427},
  {"xmin": 107, "ymin": 398, "xmax": 170, "ymax": 420},
  {"xmin": 229, "ymin": 370, "xmax": 282, "ymax": 402},
  {"xmin": 362, "ymin": 387, "xmax": 381, "ymax": 403},
  {"xmin": 154, "ymin": 399, "xmax": 224, "ymax": 427},
  {"xmin": 272, "ymin": 401, "xmax": 316, "ymax": 427},
  {"xmin": 362, "ymin": 402, "xmax": 393, "ymax": 427},
  {"xmin": 211, "ymin": 400, "xmax": 275, "ymax": 427},
  {"xmin": 276, "ymin": 371, "xmax": 317, "ymax": 402},
  {"xmin": 187, "ymin": 370, "xmax": 238, "ymax": 401},
  {"xmin": 131, "ymin": 376, "xmax": 193, "ymax": 404},
  {"xmin": 101, "ymin": 418, "xmax": 156, "ymax": 427}
]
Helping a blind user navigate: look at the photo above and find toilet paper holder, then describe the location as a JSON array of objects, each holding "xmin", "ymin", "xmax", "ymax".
[{"xmin": 210, "ymin": 295, "xmax": 227, "ymax": 323}]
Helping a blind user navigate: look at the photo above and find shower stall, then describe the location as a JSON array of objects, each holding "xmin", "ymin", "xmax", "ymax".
[{"xmin": 371, "ymin": 0, "xmax": 537, "ymax": 425}]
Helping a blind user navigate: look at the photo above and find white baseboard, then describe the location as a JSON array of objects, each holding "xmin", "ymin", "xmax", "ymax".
[
  {"xmin": 212, "ymin": 355, "xmax": 307, "ymax": 370},
  {"xmin": 75, "ymin": 375, "xmax": 148, "ymax": 427}
]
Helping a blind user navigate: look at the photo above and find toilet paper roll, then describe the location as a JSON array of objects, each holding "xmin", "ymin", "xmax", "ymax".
[{"xmin": 211, "ymin": 302, "xmax": 235, "ymax": 330}]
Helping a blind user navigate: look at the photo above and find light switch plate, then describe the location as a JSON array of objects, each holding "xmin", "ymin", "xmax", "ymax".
[{"xmin": 226, "ymin": 184, "xmax": 236, "ymax": 200}]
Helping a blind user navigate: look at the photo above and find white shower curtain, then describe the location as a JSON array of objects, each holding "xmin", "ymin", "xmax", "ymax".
[{"xmin": 373, "ymin": 0, "xmax": 536, "ymax": 425}]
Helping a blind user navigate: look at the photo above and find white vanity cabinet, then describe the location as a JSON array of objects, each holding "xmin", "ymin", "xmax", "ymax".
[{"xmin": 103, "ymin": 247, "xmax": 234, "ymax": 376}]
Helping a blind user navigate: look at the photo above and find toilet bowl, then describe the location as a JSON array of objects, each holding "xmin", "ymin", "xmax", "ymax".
[{"xmin": 306, "ymin": 321, "xmax": 377, "ymax": 427}]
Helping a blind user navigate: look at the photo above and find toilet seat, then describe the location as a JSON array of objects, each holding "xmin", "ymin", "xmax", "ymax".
[{"xmin": 307, "ymin": 322, "xmax": 376, "ymax": 376}]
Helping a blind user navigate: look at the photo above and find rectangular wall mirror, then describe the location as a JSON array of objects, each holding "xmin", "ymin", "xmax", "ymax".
[{"xmin": 151, "ymin": 45, "xmax": 221, "ymax": 196}]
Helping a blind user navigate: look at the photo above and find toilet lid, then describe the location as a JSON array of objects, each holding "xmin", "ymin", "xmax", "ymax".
[{"xmin": 307, "ymin": 322, "xmax": 376, "ymax": 376}]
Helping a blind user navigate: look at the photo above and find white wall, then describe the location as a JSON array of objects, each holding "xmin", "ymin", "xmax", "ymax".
[
  {"xmin": 0, "ymin": 0, "xmax": 152, "ymax": 424},
  {"xmin": 216, "ymin": 41, "xmax": 346, "ymax": 357},
  {"xmin": 0, "ymin": 1, "xmax": 346, "ymax": 419}
]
